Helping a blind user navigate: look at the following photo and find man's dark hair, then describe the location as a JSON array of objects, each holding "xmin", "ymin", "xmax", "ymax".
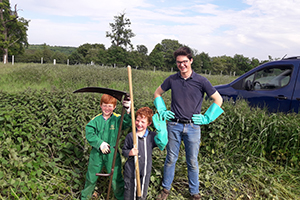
[{"xmin": 174, "ymin": 46, "xmax": 193, "ymax": 60}]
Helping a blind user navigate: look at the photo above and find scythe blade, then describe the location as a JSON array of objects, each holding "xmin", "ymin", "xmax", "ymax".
[{"xmin": 73, "ymin": 86, "xmax": 127, "ymax": 102}]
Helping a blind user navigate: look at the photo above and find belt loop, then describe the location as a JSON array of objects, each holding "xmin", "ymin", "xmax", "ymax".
[{"xmin": 176, "ymin": 118, "xmax": 179, "ymax": 123}]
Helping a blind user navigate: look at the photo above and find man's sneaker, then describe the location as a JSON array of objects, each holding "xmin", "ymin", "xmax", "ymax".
[
  {"xmin": 190, "ymin": 194, "xmax": 201, "ymax": 200},
  {"xmin": 156, "ymin": 188, "xmax": 170, "ymax": 200}
]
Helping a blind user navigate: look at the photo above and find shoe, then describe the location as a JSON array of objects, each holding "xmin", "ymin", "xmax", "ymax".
[
  {"xmin": 190, "ymin": 194, "xmax": 201, "ymax": 200},
  {"xmin": 156, "ymin": 188, "xmax": 170, "ymax": 200}
]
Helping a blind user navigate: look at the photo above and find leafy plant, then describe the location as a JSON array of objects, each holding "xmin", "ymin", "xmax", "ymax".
[{"xmin": 0, "ymin": 63, "xmax": 299, "ymax": 199}]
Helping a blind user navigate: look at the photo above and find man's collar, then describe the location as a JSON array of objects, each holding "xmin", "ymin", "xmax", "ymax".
[{"xmin": 177, "ymin": 70, "xmax": 194, "ymax": 79}]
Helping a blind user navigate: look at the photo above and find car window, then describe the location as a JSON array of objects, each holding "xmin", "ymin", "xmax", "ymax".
[{"xmin": 252, "ymin": 66, "xmax": 292, "ymax": 90}]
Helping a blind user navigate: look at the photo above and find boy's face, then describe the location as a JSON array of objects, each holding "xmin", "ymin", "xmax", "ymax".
[
  {"xmin": 135, "ymin": 115, "xmax": 151, "ymax": 132},
  {"xmin": 100, "ymin": 103, "xmax": 116, "ymax": 118}
]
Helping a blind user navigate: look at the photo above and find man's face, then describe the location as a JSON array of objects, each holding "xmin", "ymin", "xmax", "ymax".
[
  {"xmin": 135, "ymin": 115, "xmax": 150, "ymax": 133},
  {"xmin": 176, "ymin": 55, "xmax": 193, "ymax": 75},
  {"xmin": 100, "ymin": 103, "xmax": 116, "ymax": 118}
]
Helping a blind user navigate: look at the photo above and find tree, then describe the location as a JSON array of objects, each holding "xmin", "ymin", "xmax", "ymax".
[
  {"xmin": 232, "ymin": 54, "xmax": 253, "ymax": 75},
  {"xmin": 160, "ymin": 39, "xmax": 182, "ymax": 70},
  {"xmin": 0, "ymin": 0, "xmax": 29, "ymax": 63},
  {"xmin": 137, "ymin": 45, "xmax": 148, "ymax": 55},
  {"xmin": 149, "ymin": 44, "xmax": 165, "ymax": 70},
  {"xmin": 106, "ymin": 46, "xmax": 128, "ymax": 67},
  {"xmin": 72, "ymin": 43, "xmax": 106, "ymax": 64},
  {"xmin": 149, "ymin": 39, "xmax": 182, "ymax": 71},
  {"xmin": 135, "ymin": 45, "xmax": 149, "ymax": 69},
  {"xmin": 68, "ymin": 51, "xmax": 84, "ymax": 65},
  {"xmin": 196, "ymin": 52, "xmax": 211, "ymax": 73},
  {"xmin": 106, "ymin": 12, "xmax": 135, "ymax": 50}
]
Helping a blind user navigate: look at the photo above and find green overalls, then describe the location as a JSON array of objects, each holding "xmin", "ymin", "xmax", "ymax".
[{"xmin": 81, "ymin": 112, "xmax": 131, "ymax": 200}]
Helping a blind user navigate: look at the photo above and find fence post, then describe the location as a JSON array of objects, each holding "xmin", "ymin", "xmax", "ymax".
[
  {"xmin": 4, "ymin": 55, "xmax": 6, "ymax": 64},
  {"xmin": 67, "ymin": 59, "xmax": 69, "ymax": 65},
  {"xmin": 41, "ymin": 57, "xmax": 43, "ymax": 64},
  {"xmin": 53, "ymin": 59, "xmax": 56, "ymax": 65},
  {"xmin": 154, "ymin": 66, "xmax": 156, "ymax": 72},
  {"xmin": 12, "ymin": 55, "xmax": 14, "ymax": 65}
]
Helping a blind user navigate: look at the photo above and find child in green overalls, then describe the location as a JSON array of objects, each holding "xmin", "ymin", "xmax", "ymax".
[{"xmin": 81, "ymin": 94, "xmax": 131, "ymax": 200}]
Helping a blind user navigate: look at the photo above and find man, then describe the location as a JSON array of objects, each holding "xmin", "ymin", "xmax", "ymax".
[{"xmin": 153, "ymin": 46, "xmax": 223, "ymax": 200}]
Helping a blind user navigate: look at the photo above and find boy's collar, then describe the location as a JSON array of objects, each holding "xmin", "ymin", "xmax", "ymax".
[
  {"xmin": 102, "ymin": 113, "xmax": 113, "ymax": 120},
  {"xmin": 137, "ymin": 128, "xmax": 149, "ymax": 138}
]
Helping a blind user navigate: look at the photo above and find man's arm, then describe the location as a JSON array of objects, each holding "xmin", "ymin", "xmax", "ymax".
[
  {"xmin": 192, "ymin": 90, "xmax": 224, "ymax": 125},
  {"xmin": 210, "ymin": 91, "xmax": 223, "ymax": 107},
  {"xmin": 154, "ymin": 86, "xmax": 165, "ymax": 99},
  {"xmin": 153, "ymin": 86, "xmax": 175, "ymax": 121}
]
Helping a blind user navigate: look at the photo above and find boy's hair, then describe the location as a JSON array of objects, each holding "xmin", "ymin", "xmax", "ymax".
[
  {"xmin": 174, "ymin": 46, "xmax": 193, "ymax": 60},
  {"xmin": 100, "ymin": 94, "xmax": 117, "ymax": 106},
  {"xmin": 136, "ymin": 107, "xmax": 153, "ymax": 124}
]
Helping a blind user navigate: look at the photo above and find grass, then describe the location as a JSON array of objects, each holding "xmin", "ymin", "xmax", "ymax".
[
  {"xmin": 0, "ymin": 63, "xmax": 236, "ymax": 93},
  {"xmin": 0, "ymin": 62, "xmax": 299, "ymax": 200}
]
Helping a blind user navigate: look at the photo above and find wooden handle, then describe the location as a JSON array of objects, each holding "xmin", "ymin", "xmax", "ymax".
[{"xmin": 127, "ymin": 66, "xmax": 142, "ymax": 197}]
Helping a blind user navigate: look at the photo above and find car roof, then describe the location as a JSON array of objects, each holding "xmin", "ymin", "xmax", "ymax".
[{"xmin": 282, "ymin": 56, "xmax": 300, "ymax": 60}]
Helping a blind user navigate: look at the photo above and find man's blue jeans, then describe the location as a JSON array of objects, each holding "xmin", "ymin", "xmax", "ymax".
[{"xmin": 162, "ymin": 121, "xmax": 201, "ymax": 195}]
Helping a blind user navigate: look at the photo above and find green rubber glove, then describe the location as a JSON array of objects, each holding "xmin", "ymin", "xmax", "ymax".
[
  {"xmin": 152, "ymin": 113, "xmax": 168, "ymax": 150},
  {"xmin": 192, "ymin": 103, "xmax": 224, "ymax": 125},
  {"xmin": 153, "ymin": 96, "xmax": 175, "ymax": 121}
]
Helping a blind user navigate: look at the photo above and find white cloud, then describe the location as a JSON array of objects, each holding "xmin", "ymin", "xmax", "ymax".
[{"xmin": 10, "ymin": 0, "xmax": 300, "ymax": 60}]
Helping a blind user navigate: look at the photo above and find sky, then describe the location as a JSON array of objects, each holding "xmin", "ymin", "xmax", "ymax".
[{"xmin": 9, "ymin": 0, "xmax": 300, "ymax": 61}]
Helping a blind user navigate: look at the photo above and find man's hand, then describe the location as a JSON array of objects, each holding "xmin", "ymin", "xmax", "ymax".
[
  {"xmin": 192, "ymin": 103, "xmax": 224, "ymax": 125},
  {"xmin": 154, "ymin": 96, "xmax": 175, "ymax": 121},
  {"xmin": 100, "ymin": 142, "xmax": 111, "ymax": 154},
  {"xmin": 159, "ymin": 110, "xmax": 175, "ymax": 121},
  {"xmin": 192, "ymin": 114, "xmax": 207, "ymax": 125}
]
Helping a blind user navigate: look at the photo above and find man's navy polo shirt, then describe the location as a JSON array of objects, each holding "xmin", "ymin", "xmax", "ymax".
[{"xmin": 161, "ymin": 71, "xmax": 216, "ymax": 120}]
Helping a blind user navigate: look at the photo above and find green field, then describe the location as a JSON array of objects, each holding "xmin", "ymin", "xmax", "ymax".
[{"xmin": 0, "ymin": 63, "xmax": 299, "ymax": 199}]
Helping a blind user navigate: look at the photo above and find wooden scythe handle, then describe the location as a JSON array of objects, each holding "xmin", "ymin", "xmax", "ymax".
[{"xmin": 127, "ymin": 66, "xmax": 142, "ymax": 198}]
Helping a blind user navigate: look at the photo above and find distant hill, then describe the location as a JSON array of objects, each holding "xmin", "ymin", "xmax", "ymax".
[{"xmin": 27, "ymin": 44, "xmax": 77, "ymax": 55}]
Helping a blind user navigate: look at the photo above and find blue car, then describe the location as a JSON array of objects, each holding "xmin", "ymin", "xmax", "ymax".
[{"xmin": 214, "ymin": 56, "xmax": 300, "ymax": 113}]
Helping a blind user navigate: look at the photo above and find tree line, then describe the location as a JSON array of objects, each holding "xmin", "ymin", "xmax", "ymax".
[{"xmin": 14, "ymin": 41, "xmax": 271, "ymax": 76}]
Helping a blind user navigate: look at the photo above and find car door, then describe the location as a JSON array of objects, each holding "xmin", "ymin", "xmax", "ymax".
[
  {"xmin": 235, "ymin": 63, "xmax": 296, "ymax": 112},
  {"xmin": 290, "ymin": 65, "xmax": 300, "ymax": 113}
]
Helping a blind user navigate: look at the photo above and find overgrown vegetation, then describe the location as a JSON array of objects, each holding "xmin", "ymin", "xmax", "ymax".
[{"xmin": 0, "ymin": 63, "xmax": 299, "ymax": 199}]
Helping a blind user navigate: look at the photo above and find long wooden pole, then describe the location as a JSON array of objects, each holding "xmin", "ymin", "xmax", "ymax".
[
  {"xmin": 127, "ymin": 65, "xmax": 142, "ymax": 199},
  {"xmin": 105, "ymin": 106, "xmax": 126, "ymax": 200}
]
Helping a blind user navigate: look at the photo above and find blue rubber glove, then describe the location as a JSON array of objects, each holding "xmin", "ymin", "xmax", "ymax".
[
  {"xmin": 192, "ymin": 103, "xmax": 224, "ymax": 125},
  {"xmin": 153, "ymin": 96, "xmax": 175, "ymax": 121},
  {"xmin": 152, "ymin": 113, "xmax": 168, "ymax": 150}
]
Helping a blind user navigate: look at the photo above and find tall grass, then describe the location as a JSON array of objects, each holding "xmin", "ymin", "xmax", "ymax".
[
  {"xmin": 0, "ymin": 63, "xmax": 235, "ymax": 93},
  {"xmin": 0, "ymin": 63, "xmax": 299, "ymax": 199}
]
